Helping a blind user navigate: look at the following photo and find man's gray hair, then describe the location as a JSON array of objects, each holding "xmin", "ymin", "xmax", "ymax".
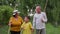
[{"xmin": 36, "ymin": 5, "xmax": 41, "ymax": 9}]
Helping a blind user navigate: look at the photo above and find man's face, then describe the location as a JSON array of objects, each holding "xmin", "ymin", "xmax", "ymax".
[{"xmin": 36, "ymin": 6, "xmax": 41, "ymax": 13}]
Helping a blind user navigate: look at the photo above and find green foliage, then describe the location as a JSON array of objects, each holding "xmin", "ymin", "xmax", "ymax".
[
  {"xmin": 0, "ymin": 5, "xmax": 13, "ymax": 25},
  {"xmin": 0, "ymin": 0, "xmax": 60, "ymax": 26},
  {"xmin": 46, "ymin": 0, "xmax": 60, "ymax": 26}
]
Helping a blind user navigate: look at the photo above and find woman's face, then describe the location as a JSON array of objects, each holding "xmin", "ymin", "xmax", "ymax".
[
  {"xmin": 24, "ymin": 17, "xmax": 29, "ymax": 22},
  {"xmin": 15, "ymin": 13, "xmax": 19, "ymax": 17}
]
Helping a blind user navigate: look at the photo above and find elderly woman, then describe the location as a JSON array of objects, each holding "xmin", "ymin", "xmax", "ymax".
[{"xmin": 8, "ymin": 10, "xmax": 23, "ymax": 34}]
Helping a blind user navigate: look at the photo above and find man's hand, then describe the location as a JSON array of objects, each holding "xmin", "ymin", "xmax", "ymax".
[{"xmin": 41, "ymin": 18, "xmax": 44, "ymax": 23}]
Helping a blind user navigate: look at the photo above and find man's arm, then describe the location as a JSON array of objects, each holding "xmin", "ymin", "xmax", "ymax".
[{"xmin": 42, "ymin": 12, "xmax": 47, "ymax": 22}]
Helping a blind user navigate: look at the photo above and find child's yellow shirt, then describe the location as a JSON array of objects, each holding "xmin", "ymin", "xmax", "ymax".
[{"xmin": 21, "ymin": 22, "xmax": 33, "ymax": 34}]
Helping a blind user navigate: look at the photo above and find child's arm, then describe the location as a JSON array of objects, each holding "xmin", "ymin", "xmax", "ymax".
[
  {"xmin": 29, "ymin": 22, "xmax": 34, "ymax": 32},
  {"xmin": 21, "ymin": 22, "xmax": 25, "ymax": 30},
  {"xmin": 31, "ymin": 28, "xmax": 34, "ymax": 32}
]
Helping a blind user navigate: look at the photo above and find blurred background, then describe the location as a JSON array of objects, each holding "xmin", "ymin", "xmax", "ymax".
[{"xmin": 0, "ymin": 0, "xmax": 60, "ymax": 34}]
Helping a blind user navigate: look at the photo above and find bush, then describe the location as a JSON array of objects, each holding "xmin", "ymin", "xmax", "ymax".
[{"xmin": 0, "ymin": 5, "xmax": 13, "ymax": 25}]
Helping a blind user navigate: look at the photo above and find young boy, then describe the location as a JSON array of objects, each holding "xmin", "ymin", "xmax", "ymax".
[{"xmin": 21, "ymin": 16, "xmax": 33, "ymax": 34}]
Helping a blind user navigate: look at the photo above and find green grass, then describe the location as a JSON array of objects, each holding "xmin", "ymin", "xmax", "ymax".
[
  {"xmin": 46, "ymin": 23, "xmax": 60, "ymax": 34},
  {"xmin": 0, "ymin": 25, "xmax": 8, "ymax": 34},
  {"xmin": 0, "ymin": 23, "xmax": 60, "ymax": 34},
  {"xmin": 46, "ymin": 23, "xmax": 56, "ymax": 34}
]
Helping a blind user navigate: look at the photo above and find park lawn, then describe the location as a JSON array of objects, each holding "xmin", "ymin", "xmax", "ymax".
[
  {"xmin": 0, "ymin": 23, "xmax": 60, "ymax": 34},
  {"xmin": 0, "ymin": 25, "xmax": 8, "ymax": 34},
  {"xmin": 46, "ymin": 23, "xmax": 60, "ymax": 34}
]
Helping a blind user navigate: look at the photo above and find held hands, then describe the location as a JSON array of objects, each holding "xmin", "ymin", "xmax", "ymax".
[
  {"xmin": 31, "ymin": 27, "xmax": 34, "ymax": 32},
  {"xmin": 31, "ymin": 29, "xmax": 34, "ymax": 32}
]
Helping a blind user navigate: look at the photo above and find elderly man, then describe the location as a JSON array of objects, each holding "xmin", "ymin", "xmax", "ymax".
[{"xmin": 33, "ymin": 5, "xmax": 47, "ymax": 34}]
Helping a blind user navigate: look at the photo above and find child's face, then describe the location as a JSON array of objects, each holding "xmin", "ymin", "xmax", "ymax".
[{"xmin": 24, "ymin": 17, "xmax": 29, "ymax": 22}]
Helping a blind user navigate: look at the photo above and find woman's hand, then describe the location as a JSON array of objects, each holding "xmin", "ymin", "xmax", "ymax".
[{"xmin": 8, "ymin": 22, "xmax": 11, "ymax": 26}]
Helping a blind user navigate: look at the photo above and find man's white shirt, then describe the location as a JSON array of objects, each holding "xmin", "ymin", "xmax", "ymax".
[{"xmin": 33, "ymin": 12, "xmax": 47, "ymax": 29}]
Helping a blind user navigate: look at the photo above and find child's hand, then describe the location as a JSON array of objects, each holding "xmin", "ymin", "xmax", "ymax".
[
  {"xmin": 32, "ymin": 29, "xmax": 34, "ymax": 32},
  {"xmin": 31, "ymin": 29, "xmax": 34, "ymax": 34},
  {"xmin": 21, "ymin": 27, "xmax": 26, "ymax": 30},
  {"xmin": 31, "ymin": 28, "xmax": 34, "ymax": 32},
  {"xmin": 23, "ymin": 28, "xmax": 26, "ymax": 30}
]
